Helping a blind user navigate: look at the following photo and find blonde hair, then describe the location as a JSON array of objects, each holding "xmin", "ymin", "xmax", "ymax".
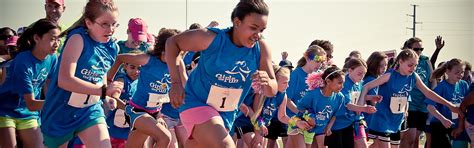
[{"xmin": 297, "ymin": 45, "xmax": 326, "ymax": 67}]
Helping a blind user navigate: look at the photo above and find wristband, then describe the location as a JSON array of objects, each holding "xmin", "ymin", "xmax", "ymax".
[{"xmin": 100, "ymin": 84, "xmax": 107, "ymax": 100}]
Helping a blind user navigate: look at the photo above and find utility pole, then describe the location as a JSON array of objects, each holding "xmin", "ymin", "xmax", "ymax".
[{"xmin": 406, "ymin": 4, "xmax": 422, "ymax": 37}]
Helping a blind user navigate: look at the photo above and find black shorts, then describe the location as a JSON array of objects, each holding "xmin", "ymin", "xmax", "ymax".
[
  {"xmin": 234, "ymin": 125, "xmax": 254, "ymax": 139},
  {"xmin": 264, "ymin": 118, "xmax": 288, "ymax": 140},
  {"xmin": 125, "ymin": 107, "xmax": 159, "ymax": 130},
  {"xmin": 407, "ymin": 111, "xmax": 428, "ymax": 131},
  {"xmin": 368, "ymin": 129, "xmax": 401, "ymax": 145},
  {"xmin": 325, "ymin": 125, "xmax": 354, "ymax": 148}
]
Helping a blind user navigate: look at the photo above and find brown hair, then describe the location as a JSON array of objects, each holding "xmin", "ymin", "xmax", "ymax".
[
  {"xmin": 401, "ymin": 37, "xmax": 422, "ymax": 49},
  {"xmin": 150, "ymin": 28, "xmax": 181, "ymax": 59},
  {"xmin": 309, "ymin": 40, "xmax": 333, "ymax": 54},
  {"xmin": 297, "ymin": 45, "xmax": 326, "ymax": 67},
  {"xmin": 394, "ymin": 49, "xmax": 419, "ymax": 69},
  {"xmin": 343, "ymin": 58, "xmax": 367, "ymax": 73},
  {"xmin": 366, "ymin": 51, "xmax": 388, "ymax": 77},
  {"xmin": 432, "ymin": 58, "xmax": 464, "ymax": 80},
  {"xmin": 17, "ymin": 19, "xmax": 60, "ymax": 51},
  {"xmin": 322, "ymin": 66, "xmax": 345, "ymax": 83},
  {"xmin": 61, "ymin": 0, "xmax": 118, "ymax": 37},
  {"xmin": 188, "ymin": 23, "xmax": 202, "ymax": 30},
  {"xmin": 231, "ymin": 0, "xmax": 269, "ymax": 22}
]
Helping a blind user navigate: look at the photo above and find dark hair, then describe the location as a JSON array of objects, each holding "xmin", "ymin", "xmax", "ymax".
[
  {"xmin": 297, "ymin": 45, "xmax": 325, "ymax": 67},
  {"xmin": 150, "ymin": 28, "xmax": 181, "ymax": 59},
  {"xmin": 393, "ymin": 49, "xmax": 418, "ymax": 69},
  {"xmin": 309, "ymin": 39, "xmax": 333, "ymax": 54},
  {"xmin": 189, "ymin": 23, "xmax": 202, "ymax": 30},
  {"xmin": 0, "ymin": 27, "xmax": 17, "ymax": 41},
  {"xmin": 402, "ymin": 37, "xmax": 422, "ymax": 49},
  {"xmin": 322, "ymin": 66, "xmax": 344, "ymax": 82},
  {"xmin": 343, "ymin": 58, "xmax": 367, "ymax": 73},
  {"xmin": 17, "ymin": 19, "xmax": 60, "ymax": 52},
  {"xmin": 366, "ymin": 51, "xmax": 388, "ymax": 77},
  {"xmin": 61, "ymin": 0, "xmax": 118, "ymax": 37},
  {"xmin": 432, "ymin": 58, "xmax": 464, "ymax": 80},
  {"xmin": 231, "ymin": 0, "xmax": 269, "ymax": 22}
]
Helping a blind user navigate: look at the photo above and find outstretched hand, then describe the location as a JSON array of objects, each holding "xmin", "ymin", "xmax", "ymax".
[{"xmin": 435, "ymin": 35, "xmax": 445, "ymax": 50}]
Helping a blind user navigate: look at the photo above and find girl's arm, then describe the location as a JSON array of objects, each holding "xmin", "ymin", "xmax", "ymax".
[
  {"xmin": 346, "ymin": 103, "xmax": 376, "ymax": 113},
  {"xmin": 23, "ymin": 94, "xmax": 43, "ymax": 111},
  {"xmin": 165, "ymin": 29, "xmax": 216, "ymax": 108},
  {"xmin": 58, "ymin": 34, "xmax": 117, "ymax": 96},
  {"xmin": 278, "ymin": 95, "xmax": 290, "ymax": 124},
  {"xmin": 107, "ymin": 53, "xmax": 149, "ymax": 82},
  {"xmin": 325, "ymin": 117, "xmax": 337, "ymax": 136},
  {"xmin": 286, "ymin": 99, "xmax": 299, "ymax": 114},
  {"xmin": 460, "ymin": 91, "xmax": 474, "ymax": 112},
  {"xmin": 111, "ymin": 77, "xmax": 126, "ymax": 110},
  {"xmin": 416, "ymin": 74, "xmax": 457, "ymax": 112},
  {"xmin": 177, "ymin": 59, "xmax": 188, "ymax": 87},
  {"xmin": 427, "ymin": 104, "xmax": 453, "ymax": 128},
  {"xmin": 257, "ymin": 40, "xmax": 278, "ymax": 97},
  {"xmin": 357, "ymin": 73, "xmax": 391, "ymax": 106}
]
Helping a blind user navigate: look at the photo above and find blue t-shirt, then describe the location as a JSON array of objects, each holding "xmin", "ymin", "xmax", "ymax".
[
  {"xmin": 183, "ymin": 51, "xmax": 195, "ymax": 67},
  {"xmin": 179, "ymin": 27, "xmax": 261, "ymax": 130},
  {"xmin": 117, "ymin": 40, "xmax": 149, "ymax": 54},
  {"xmin": 363, "ymin": 75, "xmax": 379, "ymax": 96},
  {"xmin": 332, "ymin": 75, "xmax": 363, "ymax": 130},
  {"xmin": 297, "ymin": 88, "xmax": 344, "ymax": 134},
  {"xmin": 233, "ymin": 90, "xmax": 255, "ymax": 128},
  {"xmin": 105, "ymin": 73, "xmax": 138, "ymax": 139},
  {"xmin": 130, "ymin": 56, "xmax": 170, "ymax": 112},
  {"xmin": 41, "ymin": 27, "xmax": 118, "ymax": 137},
  {"xmin": 368, "ymin": 69, "xmax": 416, "ymax": 133},
  {"xmin": 0, "ymin": 51, "xmax": 57, "ymax": 119},
  {"xmin": 409, "ymin": 55, "xmax": 431, "ymax": 113},
  {"xmin": 260, "ymin": 91, "xmax": 285, "ymax": 126},
  {"xmin": 286, "ymin": 67, "xmax": 309, "ymax": 117},
  {"xmin": 425, "ymin": 80, "xmax": 469, "ymax": 126}
]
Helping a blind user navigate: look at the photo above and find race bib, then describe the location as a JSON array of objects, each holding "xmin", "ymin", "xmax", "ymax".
[
  {"xmin": 350, "ymin": 92, "xmax": 360, "ymax": 104},
  {"xmin": 113, "ymin": 109, "xmax": 129, "ymax": 128},
  {"xmin": 206, "ymin": 85, "xmax": 243, "ymax": 112},
  {"xmin": 68, "ymin": 93, "xmax": 101, "ymax": 108},
  {"xmin": 146, "ymin": 93, "xmax": 170, "ymax": 108},
  {"xmin": 390, "ymin": 96, "xmax": 408, "ymax": 114},
  {"xmin": 452, "ymin": 103, "xmax": 460, "ymax": 120}
]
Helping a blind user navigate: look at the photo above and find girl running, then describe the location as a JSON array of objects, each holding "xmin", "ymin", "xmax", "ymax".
[
  {"xmin": 358, "ymin": 49, "xmax": 460, "ymax": 148},
  {"xmin": 165, "ymin": 0, "xmax": 278, "ymax": 147},
  {"xmin": 0, "ymin": 19, "xmax": 60, "ymax": 148},
  {"xmin": 108, "ymin": 28, "xmax": 186, "ymax": 148},
  {"xmin": 288, "ymin": 66, "xmax": 345, "ymax": 148},
  {"xmin": 426, "ymin": 58, "xmax": 470, "ymax": 148},
  {"xmin": 326, "ymin": 58, "xmax": 377, "ymax": 148},
  {"xmin": 40, "ymin": 0, "xmax": 123, "ymax": 147}
]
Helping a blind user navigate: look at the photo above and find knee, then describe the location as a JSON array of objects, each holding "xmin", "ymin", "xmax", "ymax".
[{"xmin": 153, "ymin": 132, "xmax": 172, "ymax": 147}]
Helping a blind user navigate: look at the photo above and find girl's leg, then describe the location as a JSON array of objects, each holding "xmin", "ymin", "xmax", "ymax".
[
  {"xmin": 242, "ymin": 132, "xmax": 256, "ymax": 147},
  {"xmin": 286, "ymin": 134, "xmax": 305, "ymax": 148},
  {"xmin": 374, "ymin": 139, "xmax": 390, "ymax": 148},
  {"xmin": 281, "ymin": 136, "xmax": 288, "ymax": 147},
  {"xmin": 266, "ymin": 139, "xmax": 277, "ymax": 148},
  {"xmin": 0, "ymin": 127, "xmax": 16, "ymax": 148},
  {"xmin": 168, "ymin": 129, "xmax": 179, "ymax": 148},
  {"xmin": 127, "ymin": 130, "xmax": 150, "ymax": 148},
  {"xmin": 77, "ymin": 123, "xmax": 111, "ymax": 148},
  {"xmin": 17, "ymin": 127, "xmax": 44, "ymax": 148},
  {"xmin": 314, "ymin": 135, "xmax": 325, "ymax": 148},
  {"xmin": 132, "ymin": 115, "xmax": 172, "ymax": 148},
  {"xmin": 175, "ymin": 125, "xmax": 188, "ymax": 148},
  {"xmin": 187, "ymin": 117, "xmax": 235, "ymax": 148}
]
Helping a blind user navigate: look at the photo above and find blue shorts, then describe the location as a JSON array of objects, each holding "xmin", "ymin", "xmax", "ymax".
[{"xmin": 125, "ymin": 105, "xmax": 159, "ymax": 130}]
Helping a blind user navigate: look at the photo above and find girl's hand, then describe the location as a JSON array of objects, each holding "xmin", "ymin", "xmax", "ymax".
[
  {"xmin": 107, "ymin": 98, "xmax": 117, "ymax": 110},
  {"xmin": 367, "ymin": 95, "xmax": 383, "ymax": 103},
  {"xmin": 324, "ymin": 127, "xmax": 332, "ymax": 136},
  {"xmin": 364, "ymin": 105, "xmax": 377, "ymax": 114},
  {"xmin": 296, "ymin": 120, "xmax": 311, "ymax": 131},
  {"xmin": 106, "ymin": 81, "xmax": 123, "ymax": 97},
  {"xmin": 169, "ymin": 83, "xmax": 185, "ymax": 108},
  {"xmin": 252, "ymin": 71, "xmax": 270, "ymax": 86},
  {"xmin": 441, "ymin": 118, "xmax": 454, "ymax": 129}
]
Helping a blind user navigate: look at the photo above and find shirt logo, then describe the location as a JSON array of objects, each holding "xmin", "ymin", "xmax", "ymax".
[
  {"xmin": 149, "ymin": 73, "xmax": 171, "ymax": 93},
  {"xmin": 32, "ymin": 68, "xmax": 48, "ymax": 87},
  {"xmin": 216, "ymin": 61, "xmax": 251, "ymax": 84}
]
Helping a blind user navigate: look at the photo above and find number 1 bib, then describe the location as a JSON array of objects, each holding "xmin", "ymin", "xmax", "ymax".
[
  {"xmin": 452, "ymin": 103, "xmax": 460, "ymax": 120},
  {"xmin": 206, "ymin": 85, "xmax": 243, "ymax": 112},
  {"xmin": 350, "ymin": 92, "xmax": 360, "ymax": 104},
  {"xmin": 390, "ymin": 96, "xmax": 408, "ymax": 114}
]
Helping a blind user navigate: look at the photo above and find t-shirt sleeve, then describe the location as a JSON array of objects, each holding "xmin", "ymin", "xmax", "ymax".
[{"xmin": 13, "ymin": 62, "xmax": 34, "ymax": 94}]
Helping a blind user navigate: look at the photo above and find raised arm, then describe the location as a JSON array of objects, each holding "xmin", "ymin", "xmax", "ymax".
[{"xmin": 107, "ymin": 53, "xmax": 149, "ymax": 82}]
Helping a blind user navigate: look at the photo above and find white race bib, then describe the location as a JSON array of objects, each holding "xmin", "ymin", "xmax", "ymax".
[
  {"xmin": 390, "ymin": 96, "xmax": 408, "ymax": 114},
  {"xmin": 113, "ymin": 109, "xmax": 129, "ymax": 128},
  {"xmin": 68, "ymin": 93, "xmax": 101, "ymax": 108},
  {"xmin": 146, "ymin": 93, "xmax": 170, "ymax": 108},
  {"xmin": 206, "ymin": 85, "xmax": 243, "ymax": 112},
  {"xmin": 350, "ymin": 92, "xmax": 360, "ymax": 104},
  {"xmin": 452, "ymin": 103, "xmax": 460, "ymax": 120}
]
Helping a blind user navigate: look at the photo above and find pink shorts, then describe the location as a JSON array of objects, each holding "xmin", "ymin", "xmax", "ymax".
[
  {"xmin": 111, "ymin": 137, "xmax": 126, "ymax": 148},
  {"xmin": 180, "ymin": 106, "xmax": 221, "ymax": 139},
  {"xmin": 354, "ymin": 124, "xmax": 367, "ymax": 140}
]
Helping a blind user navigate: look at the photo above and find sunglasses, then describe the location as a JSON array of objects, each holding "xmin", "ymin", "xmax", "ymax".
[{"xmin": 413, "ymin": 48, "xmax": 424, "ymax": 52}]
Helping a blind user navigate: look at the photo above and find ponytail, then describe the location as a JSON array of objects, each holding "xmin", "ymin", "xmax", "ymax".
[
  {"xmin": 432, "ymin": 58, "xmax": 464, "ymax": 81},
  {"xmin": 17, "ymin": 19, "xmax": 60, "ymax": 52}
]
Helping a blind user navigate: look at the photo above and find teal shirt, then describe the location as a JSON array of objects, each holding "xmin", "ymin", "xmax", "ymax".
[{"xmin": 408, "ymin": 55, "xmax": 431, "ymax": 113}]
